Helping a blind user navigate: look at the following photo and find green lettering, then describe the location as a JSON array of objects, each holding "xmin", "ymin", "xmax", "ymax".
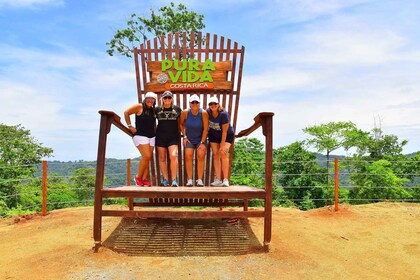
[
  {"xmin": 189, "ymin": 59, "xmax": 200, "ymax": 71},
  {"xmin": 174, "ymin": 60, "xmax": 187, "ymax": 71},
  {"xmin": 202, "ymin": 59, "xmax": 216, "ymax": 71},
  {"xmin": 162, "ymin": 60, "xmax": 172, "ymax": 71},
  {"xmin": 188, "ymin": 71, "xmax": 200, "ymax": 82},
  {"xmin": 168, "ymin": 71, "xmax": 182, "ymax": 82},
  {"xmin": 200, "ymin": 71, "xmax": 213, "ymax": 82}
]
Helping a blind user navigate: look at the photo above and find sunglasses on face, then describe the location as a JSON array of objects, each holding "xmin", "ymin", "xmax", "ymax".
[
  {"xmin": 190, "ymin": 101, "xmax": 199, "ymax": 104},
  {"xmin": 163, "ymin": 96, "xmax": 172, "ymax": 100},
  {"xmin": 145, "ymin": 98, "xmax": 154, "ymax": 102},
  {"xmin": 209, "ymin": 102, "xmax": 218, "ymax": 106}
]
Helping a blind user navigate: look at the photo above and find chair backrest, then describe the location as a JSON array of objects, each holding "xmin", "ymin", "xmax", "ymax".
[{"xmin": 133, "ymin": 32, "xmax": 245, "ymax": 185}]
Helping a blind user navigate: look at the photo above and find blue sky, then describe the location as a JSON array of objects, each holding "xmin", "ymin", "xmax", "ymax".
[{"xmin": 1, "ymin": 0, "xmax": 419, "ymax": 161}]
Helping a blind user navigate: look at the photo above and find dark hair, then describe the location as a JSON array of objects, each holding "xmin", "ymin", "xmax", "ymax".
[{"xmin": 142, "ymin": 99, "xmax": 156, "ymax": 116}]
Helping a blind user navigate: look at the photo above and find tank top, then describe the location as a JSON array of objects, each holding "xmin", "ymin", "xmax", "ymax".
[
  {"xmin": 135, "ymin": 108, "xmax": 156, "ymax": 138},
  {"xmin": 185, "ymin": 108, "xmax": 203, "ymax": 145},
  {"xmin": 156, "ymin": 105, "xmax": 182, "ymax": 139}
]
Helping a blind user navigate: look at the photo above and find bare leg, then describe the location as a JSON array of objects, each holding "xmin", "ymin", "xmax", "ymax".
[
  {"xmin": 220, "ymin": 143, "xmax": 231, "ymax": 179},
  {"xmin": 157, "ymin": 146, "xmax": 168, "ymax": 180},
  {"xmin": 136, "ymin": 144, "xmax": 153, "ymax": 180},
  {"xmin": 168, "ymin": 145, "xmax": 178, "ymax": 180},
  {"xmin": 210, "ymin": 142, "xmax": 221, "ymax": 180},
  {"xmin": 185, "ymin": 148, "xmax": 194, "ymax": 180},
  {"xmin": 196, "ymin": 145, "xmax": 206, "ymax": 180}
]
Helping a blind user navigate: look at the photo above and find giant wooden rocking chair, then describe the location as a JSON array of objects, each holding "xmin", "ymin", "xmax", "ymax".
[{"xmin": 93, "ymin": 32, "xmax": 274, "ymax": 252}]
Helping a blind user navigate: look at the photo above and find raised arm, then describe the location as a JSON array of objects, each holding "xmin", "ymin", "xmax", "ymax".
[{"xmin": 124, "ymin": 103, "xmax": 142, "ymax": 134}]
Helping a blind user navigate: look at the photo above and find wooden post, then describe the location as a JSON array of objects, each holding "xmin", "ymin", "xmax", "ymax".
[
  {"xmin": 42, "ymin": 160, "xmax": 47, "ymax": 216},
  {"xmin": 127, "ymin": 158, "xmax": 134, "ymax": 210},
  {"xmin": 334, "ymin": 157, "xmax": 339, "ymax": 212},
  {"xmin": 127, "ymin": 158, "xmax": 131, "ymax": 185},
  {"xmin": 262, "ymin": 114, "xmax": 273, "ymax": 251}
]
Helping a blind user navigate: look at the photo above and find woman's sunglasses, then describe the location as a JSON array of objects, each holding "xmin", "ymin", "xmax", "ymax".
[
  {"xmin": 190, "ymin": 101, "xmax": 199, "ymax": 104},
  {"xmin": 209, "ymin": 102, "xmax": 218, "ymax": 106},
  {"xmin": 163, "ymin": 96, "xmax": 172, "ymax": 100}
]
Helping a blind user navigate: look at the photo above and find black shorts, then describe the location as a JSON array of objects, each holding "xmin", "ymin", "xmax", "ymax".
[
  {"xmin": 208, "ymin": 133, "xmax": 234, "ymax": 144},
  {"xmin": 155, "ymin": 136, "xmax": 179, "ymax": 147}
]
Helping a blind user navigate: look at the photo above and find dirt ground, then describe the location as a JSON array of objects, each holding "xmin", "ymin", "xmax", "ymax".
[{"xmin": 0, "ymin": 202, "xmax": 419, "ymax": 280}]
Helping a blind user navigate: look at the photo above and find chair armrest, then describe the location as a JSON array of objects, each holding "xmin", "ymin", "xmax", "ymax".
[
  {"xmin": 99, "ymin": 110, "xmax": 133, "ymax": 137},
  {"xmin": 235, "ymin": 112, "xmax": 274, "ymax": 138}
]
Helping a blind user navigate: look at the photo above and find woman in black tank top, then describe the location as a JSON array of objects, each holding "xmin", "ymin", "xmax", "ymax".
[{"xmin": 124, "ymin": 92, "xmax": 157, "ymax": 186}]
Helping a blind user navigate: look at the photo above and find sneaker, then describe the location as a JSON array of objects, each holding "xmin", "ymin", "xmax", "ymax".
[
  {"xmin": 171, "ymin": 180, "xmax": 179, "ymax": 187},
  {"xmin": 210, "ymin": 179, "xmax": 223, "ymax": 187},
  {"xmin": 222, "ymin": 178, "xmax": 230, "ymax": 187},
  {"xmin": 142, "ymin": 179, "xmax": 151, "ymax": 186},
  {"xmin": 186, "ymin": 179, "xmax": 193, "ymax": 186},
  {"xmin": 196, "ymin": 179, "xmax": 204, "ymax": 187},
  {"xmin": 161, "ymin": 179, "xmax": 169, "ymax": 186},
  {"xmin": 134, "ymin": 176, "xmax": 143, "ymax": 186}
]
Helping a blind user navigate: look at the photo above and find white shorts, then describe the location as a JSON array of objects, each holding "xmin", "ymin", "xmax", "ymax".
[{"xmin": 133, "ymin": 135, "xmax": 155, "ymax": 147}]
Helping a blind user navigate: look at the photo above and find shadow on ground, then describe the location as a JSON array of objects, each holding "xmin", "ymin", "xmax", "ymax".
[{"xmin": 103, "ymin": 217, "xmax": 263, "ymax": 256}]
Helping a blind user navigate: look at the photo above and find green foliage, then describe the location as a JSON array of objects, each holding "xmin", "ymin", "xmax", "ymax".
[
  {"xmin": 231, "ymin": 138, "xmax": 265, "ymax": 188},
  {"xmin": 349, "ymin": 160, "xmax": 411, "ymax": 202},
  {"xmin": 0, "ymin": 124, "xmax": 53, "ymax": 208},
  {"xmin": 275, "ymin": 141, "xmax": 329, "ymax": 209},
  {"xmin": 106, "ymin": 2, "xmax": 205, "ymax": 57},
  {"xmin": 69, "ymin": 167, "xmax": 95, "ymax": 204},
  {"xmin": 303, "ymin": 121, "xmax": 369, "ymax": 161},
  {"xmin": 46, "ymin": 174, "xmax": 79, "ymax": 210}
]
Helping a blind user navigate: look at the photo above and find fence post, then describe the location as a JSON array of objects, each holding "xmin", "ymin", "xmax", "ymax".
[
  {"xmin": 127, "ymin": 158, "xmax": 131, "ymax": 186},
  {"xmin": 127, "ymin": 158, "xmax": 133, "ymax": 210},
  {"xmin": 334, "ymin": 157, "xmax": 339, "ymax": 212},
  {"xmin": 42, "ymin": 160, "xmax": 47, "ymax": 216}
]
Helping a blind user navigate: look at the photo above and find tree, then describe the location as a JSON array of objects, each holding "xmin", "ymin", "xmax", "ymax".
[
  {"xmin": 69, "ymin": 167, "xmax": 96, "ymax": 205},
  {"xmin": 303, "ymin": 121, "xmax": 369, "ymax": 163},
  {"xmin": 106, "ymin": 2, "xmax": 205, "ymax": 57},
  {"xmin": 274, "ymin": 141, "xmax": 331, "ymax": 209},
  {"xmin": 231, "ymin": 138, "xmax": 265, "ymax": 188},
  {"xmin": 349, "ymin": 160, "xmax": 411, "ymax": 203},
  {"xmin": 0, "ymin": 124, "xmax": 53, "ymax": 209}
]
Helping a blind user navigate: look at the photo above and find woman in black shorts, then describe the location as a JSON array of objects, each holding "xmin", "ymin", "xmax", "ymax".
[
  {"xmin": 207, "ymin": 96, "xmax": 234, "ymax": 187},
  {"xmin": 155, "ymin": 91, "xmax": 182, "ymax": 187}
]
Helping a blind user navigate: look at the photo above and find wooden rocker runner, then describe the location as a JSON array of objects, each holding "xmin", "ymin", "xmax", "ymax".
[{"xmin": 93, "ymin": 32, "xmax": 274, "ymax": 252}]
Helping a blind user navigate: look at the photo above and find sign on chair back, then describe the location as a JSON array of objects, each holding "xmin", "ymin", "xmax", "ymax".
[
  {"xmin": 133, "ymin": 32, "xmax": 244, "ymax": 187},
  {"xmin": 93, "ymin": 32, "xmax": 274, "ymax": 252}
]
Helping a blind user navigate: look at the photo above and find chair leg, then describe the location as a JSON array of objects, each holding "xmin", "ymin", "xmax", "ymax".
[
  {"xmin": 263, "ymin": 201, "xmax": 272, "ymax": 252},
  {"xmin": 93, "ymin": 195, "xmax": 102, "ymax": 253}
]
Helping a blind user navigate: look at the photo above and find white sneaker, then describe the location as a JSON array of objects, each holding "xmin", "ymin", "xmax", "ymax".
[
  {"xmin": 186, "ymin": 179, "xmax": 193, "ymax": 186},
  {"xmin": 210, "ymin": 179, "xmax": 223, "ymax": 186},
  {"xmin": 222, "ymin": 178, "xmax": 230, "ymax": 187},
  {"xmin": 196, "ymin": 179, "xmax": 204, "ymax": 186}
]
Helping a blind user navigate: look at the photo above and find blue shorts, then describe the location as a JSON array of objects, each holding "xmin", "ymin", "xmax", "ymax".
[{"xmin": 186, "ymin": 141, "xmax": 207, "ymax": 149}]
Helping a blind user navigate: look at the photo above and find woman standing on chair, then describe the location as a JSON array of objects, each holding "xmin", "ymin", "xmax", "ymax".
[
  {"xmin": 207, "ymin": 96, "xmax": 234, "ymax": 187},
  {"xmin": 124, "ymin": 91, "xmax": 157, "ymax": 186},
  {"xmin": 179, "ymin": 94, "xmax": 209, "ymax": 186},
  {"xmin": 155, "ymin": 91, "xmax": 182, "ymax": 187}
]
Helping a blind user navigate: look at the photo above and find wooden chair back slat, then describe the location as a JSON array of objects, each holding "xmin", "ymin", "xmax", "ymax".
[{"xmin": 133, "ymin": 32, "xmax": 245, "ymax": 186}]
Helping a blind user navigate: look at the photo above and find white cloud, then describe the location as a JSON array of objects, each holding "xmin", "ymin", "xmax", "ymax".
[
  {"xmin": 0, "ymin": 0, "xmax": 64, "ymax": 8},
  {"xmin": 0, "ymin": 43, "xmax": 137, "ymax": 160}
]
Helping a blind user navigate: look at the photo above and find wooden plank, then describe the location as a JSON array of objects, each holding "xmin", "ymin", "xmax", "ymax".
[
  {"xmin": 102, "ymin": 209, "xmax": 265, "ymax": 219},
  {"xmin": 146, "ymin": 61, "xmax": 232, "ymax": 71},
  {"xmin": 133, "ymin": 200, "xmax": 244, "ymax": 207},
  {"xmin": 102, "ymin": 185, "xmax": 265, "ymax": 199},
  {"xmin": 145, "ymin": 81, "xmax": 233, "ymax": 92}
]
